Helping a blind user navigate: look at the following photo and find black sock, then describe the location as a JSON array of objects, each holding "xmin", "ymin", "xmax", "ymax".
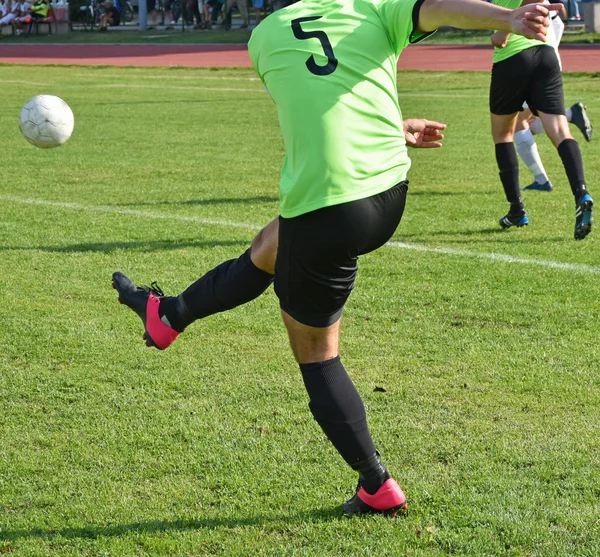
[
  {"xmin": 495, "ymin": 142, "xmax": 523, "ymax": 210},
  {"xmin": 299, "ymin": 356, "xmax": 389, "ymax": 494},
  {"xmin": 159, "ymin": 248, "xmax": 274, "ymax": 331},
  {"xmin": 557, "ymin": 138, "xmax": 587, "ymax": 201}
]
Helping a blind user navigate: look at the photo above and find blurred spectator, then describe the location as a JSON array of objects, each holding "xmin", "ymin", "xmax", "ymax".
[
  {"xmin": 251, "ymin": 0, "xmax": 261, "ymax": 25},
  {"xmin": 99, "ymin": 0, "xmax": 120, "ymax": 30},
  {"xmin": 559, "ymin": 0, "xmax": 581, "ymax": 19},
  {"xmin": 271, "ymin": 0, "xmax": 298, "ymax": 12},
  {"xmin": 0, "ymin": 0, "xmax": 11, "ymax": 29},
  {"xmin": 146, "ymin": 0, "xmax": 158, "ymax": 29},
  {"xmin": 165, "ymin": 0, "xmax": 201, "ymax": 28},
  {"xmin": 205, "ymin": 0, "xmax": 223, "ymax": 28},
  {"xmin": 224, "ymin": 0, "xmax": 247, "ymax": 29},
  {"xmin": 186, "ymin": 0, "xmax": 202, "ymax": 26},
  {"xmin": 200, "ymin": 0, "xmax": 211, "ymax": 27},
  {"xmin": 11, "ymin": 0, "xmax": 39, "ymax": 35},
  {"xmin": 163, "ymin": 0, "xmax": 176, "ymax": 27}
]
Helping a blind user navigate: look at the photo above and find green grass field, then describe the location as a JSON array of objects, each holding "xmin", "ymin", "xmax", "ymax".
[{"xmin": 1, "ymin": 65, "xmax": 600, "ymax": 556}]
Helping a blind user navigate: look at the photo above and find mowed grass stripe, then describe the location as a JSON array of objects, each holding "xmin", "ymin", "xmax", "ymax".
[{"xmin": 3, "ymin": 194, "xmax": 599, "ymax": 275}]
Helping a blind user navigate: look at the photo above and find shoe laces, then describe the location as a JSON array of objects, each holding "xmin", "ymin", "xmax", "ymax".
[{"xmin": 141, "ymin": 281, "xmax": 165, "ymax": 297}]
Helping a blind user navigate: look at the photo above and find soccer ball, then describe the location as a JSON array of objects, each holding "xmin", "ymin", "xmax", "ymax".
[{"xmin": 19, "ymin": 95, "xmax": 75, "ymax": 149}]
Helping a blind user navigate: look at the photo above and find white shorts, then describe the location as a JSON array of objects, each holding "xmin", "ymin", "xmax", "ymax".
[{"xmin": 0, "ymin": 12, "xmax": 16, "ymax": 24}]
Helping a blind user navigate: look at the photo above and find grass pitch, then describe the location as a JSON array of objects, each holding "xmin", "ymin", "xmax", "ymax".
[{"xmin": 1, "ymin": 65, "xmax": 600, "ymax": 556}]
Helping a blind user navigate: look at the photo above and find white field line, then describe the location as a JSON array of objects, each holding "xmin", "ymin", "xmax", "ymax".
[
  {"xmin": 3, "ymin": 79, "xmax": 485, "ymax": 99},
  {"xmin": 73, "ymin": 73, "xmax": 261, "ymax": 81},
  {"xmin": 2, "ymin": 79, "xmax": 52, "ymax": 86},
  {"xmin": 2, "ymin": 194, "xmax": 599, "ymax": 275},
  {"xmin": 95, "ymin": 83, "xmax": 486, "ymax": 98},
  {"xmin": 387, "ymin": 241, "xmax": 600, "ymax": 274},
  {"xmin": 0, "ymin": 195, "xmax": 260, "ymax": 231},
  {"xmin": 96, "ymin": 83, "xmax": 266, "ymax": 93}
]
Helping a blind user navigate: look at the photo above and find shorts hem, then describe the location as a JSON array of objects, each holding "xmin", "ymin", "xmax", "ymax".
[{"xmin": 280, "ymin": 304, "xmax": 344, "ymax": 328}]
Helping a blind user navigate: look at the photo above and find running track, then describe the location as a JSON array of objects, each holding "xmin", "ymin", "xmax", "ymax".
[{"xmin": 1, "ymin": 43, "xmax": 599, "ymax": 71}]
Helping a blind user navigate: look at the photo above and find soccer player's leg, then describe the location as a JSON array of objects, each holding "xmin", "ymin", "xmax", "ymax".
[
  {"xmin": 276, "ymin": 183, "xmax": 409, "ymax": 516},
  {"xmin": 514, "ymin": 109, "xmax": 553, "ymax": 192},
  {"xmin": 538, "ymin": 110, "xmax": 593, "ymax": 240},
  {"xmin": 112, "ymin": 218, "xmax": 277, "ymax": 349},
  {"xmin": 490, "ymin": 53, "xmax": 530, "ymax": 230},
  {"xmin": 530, "ymin": 47, "xmax": 593, "ymax": 239},
  {"xmin": 491, "ymin": 113, "xmax": 529, "ymax": 229}
]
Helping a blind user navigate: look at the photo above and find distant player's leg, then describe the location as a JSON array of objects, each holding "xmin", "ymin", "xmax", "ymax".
[
  {"xmin": 529, "ymin": 45, "xmax": 593, "ymax": 239},
  {"xmin": 276, "ymin": 183, "xmax": 409, "ymax": 516},
  {"xmin": 112, "ymin": 218, "xmax": 277, "ymax": 349},
  {"xmin": 514, "ymin": 109, "xmax": 553, "ymax": 192},
  {"xmin": 490, "ymin": 52, "xmax": 530, "ymax": 229},
  {"xmin": 529, "ymin": 103, "xmax": 593, "ymax": 143},
  {"xmin": 538, "ymin": 110, "xmax": 593, "ymax": 240},
  {"xmin": 492, "ymin": 113, "xmax": 529, "ymax": 229}
]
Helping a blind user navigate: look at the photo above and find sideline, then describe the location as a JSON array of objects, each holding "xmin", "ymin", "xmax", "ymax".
[{"xmin": 2, "ymin": 194, "xmax": 599, "ymax": 275}]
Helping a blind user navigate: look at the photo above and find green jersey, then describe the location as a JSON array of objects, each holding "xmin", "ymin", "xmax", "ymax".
[
  {"xmin": 248, "ymin": 0, "xmax": 430, "ymax": 218},
  {"xmin": 492, "ymin": 0, "xmax": 552, "ymax": 63}
]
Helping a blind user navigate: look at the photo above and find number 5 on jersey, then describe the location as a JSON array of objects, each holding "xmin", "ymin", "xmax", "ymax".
[{"xmin": 291, "ymin": 16, "xmax": 339, "ymax": 76}]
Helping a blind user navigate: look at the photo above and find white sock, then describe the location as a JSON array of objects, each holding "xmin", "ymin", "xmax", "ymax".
[
  {"xmin": 529, "ymin": 118, "xmax": 545, "ymax": 136},
  {"xmin": 514, "ymin": 129, "xmax": 549, "ymax": 185},
  {"xmin": 566, "ymin": 107, "xmax": 573, "ymax": 122}
]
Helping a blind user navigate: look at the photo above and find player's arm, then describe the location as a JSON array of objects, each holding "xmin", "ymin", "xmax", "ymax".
[{"xmin": 417, "ymin": 0, "xmax": 562, "ymax": 42}]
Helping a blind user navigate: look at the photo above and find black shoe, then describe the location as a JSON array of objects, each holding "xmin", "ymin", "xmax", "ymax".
[
  {"xmin": 574, "ymin": 193, "xmax": 593, "ymax": 240},
  {"xmin": 570, "ymin": 102, "xmax": 593, "ymax": 142},
  {"xmin": 112, "ymin": 272, "xmax": 180, "ymax": 350},
  {"xmin": 499, "ymin": 208, "xmax": 529, "ymax": 229},
  {"xmin": 522, "ymin": 180, "xmax": 554, "ymax": 192}
]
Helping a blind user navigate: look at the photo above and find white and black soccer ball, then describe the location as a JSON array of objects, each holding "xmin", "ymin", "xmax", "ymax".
[{"xmin": 19, "ymin": 95, "xmax": 75, "ymax": 149}]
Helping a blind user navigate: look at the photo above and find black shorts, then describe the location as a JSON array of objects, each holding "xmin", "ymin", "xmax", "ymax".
[
  {"xmin": 490, "ymin": 45, "xmax": 565, "ymax": 116},
  {"xmin": 275, "ymin": 181, "xmax": 408, "ymax": 328},
  {"xmin": 147, "ymin": 0, "xmax": 156, "ymax": 11}
]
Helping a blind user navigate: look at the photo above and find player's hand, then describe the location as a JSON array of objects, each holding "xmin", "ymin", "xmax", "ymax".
[
  {"xmin": 404, "ymin": 119, "xmax": 446, "ymax": 149},
  {"xmin": 491, "ymin": 30, "xmax": 510, "ymax": 48},
  {"xmin": 510, "ymin": 3, "xmax": 562, "ymax": 42}
]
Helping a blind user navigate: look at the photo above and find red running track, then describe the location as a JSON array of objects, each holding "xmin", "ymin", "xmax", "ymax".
[{"xmin": 0, "ymin": 43, "xmax": 599, "ymax": 72}]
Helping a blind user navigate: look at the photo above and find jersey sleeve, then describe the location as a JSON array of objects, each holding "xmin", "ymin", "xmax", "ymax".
[{"xmin": 377, "ymin": 0, "xmax": 434, "ymax": 55}]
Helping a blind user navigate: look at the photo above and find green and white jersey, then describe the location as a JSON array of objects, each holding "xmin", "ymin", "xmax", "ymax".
[
  {"xmin": 492, "ymin": 0, "xmax": 554, "ymax": 64},
  {"xmin": 249, "ymin": 0, "xmax": 430, "ymax": 218}
]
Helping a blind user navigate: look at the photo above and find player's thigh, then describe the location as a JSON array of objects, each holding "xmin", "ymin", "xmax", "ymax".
[
  {"xmin": 274, "ymin": 181, "xmax": 408, "ymax": 329},
  {"xmin": 491, "ymin": 112, "xmax": 519, "ymax": 143},
  {"xmin": 537, "ymin": 111, "xmax": 572, "ymax": 147},
  {"xmin": 527, "ymin": 45, "xmax": 565, "ymax": 118},
  {"xmin": 281, "ymin": 310, "xmax": 340, "ymax": 364},
  {"xmin": 490, "ymin": 52, "xmax": 532, "ymax": 117},
  {"xmin": 250, "ymin": 217, "xmax": 279, "ymax": 275}
]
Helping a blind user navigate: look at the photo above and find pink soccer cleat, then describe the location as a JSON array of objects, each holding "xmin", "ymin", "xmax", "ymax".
[
  {"xmin": 343, "ymin": 478, "xmax": 408, "ymax": 517},
  {"xmin": 112, "ymin": 272, "xmax": 180, "ymax": 350}
]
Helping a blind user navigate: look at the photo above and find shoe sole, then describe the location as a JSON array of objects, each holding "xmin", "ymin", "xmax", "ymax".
[
  {"xmin": 575, "ymin": 198, "xmax": 593, "ymax": 240},
  {"xmin": 522, "ymin": 183, "xmax": 553, "ymax": 192},
  {"xmin": 343, "ymin": 500, "xmax": 408, "ymax": 517},
  {"xmin": 499, "ymin": 216, "xmax": 529, "ymax": 229}
]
